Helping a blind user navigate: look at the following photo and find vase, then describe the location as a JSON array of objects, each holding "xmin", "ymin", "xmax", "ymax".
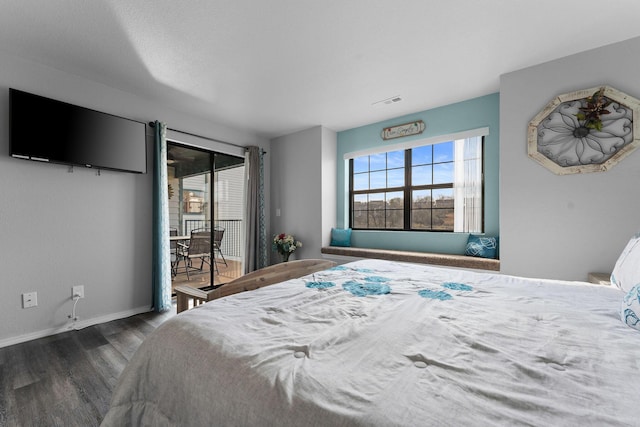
[{"xmin": 281, "ymin": 252, "xmax": 291, "ymax": 262}]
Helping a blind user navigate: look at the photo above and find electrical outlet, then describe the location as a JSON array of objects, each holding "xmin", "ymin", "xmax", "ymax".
[
  {"xmin": 22, "ymin": 292, "xmax": 37, "ymax": 308},
  {"xmin": 72, "ymin": 285, "xmax": 84, "ymax": 299}
]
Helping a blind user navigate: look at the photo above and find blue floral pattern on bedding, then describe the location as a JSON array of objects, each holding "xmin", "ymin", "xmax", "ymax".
[
  {"xmin": 305, "ymin": 281, "xmax": 336, "ymax": 289},
  {"xmin": 418, "ymin": 289, "xmax": 453, "ymax": 301},
  {"xmin": 310, "ymin": 264, "xmax": 477, "ymax": 302},
  {"xmin": 417, "ymin": 282, "xmax": 474, "ymax": 301},
  {"xmin": 623, "ymin": 309, "xmax": 640, "ymax": 328},
  {"xmin": 442, "ymin": 282, "xmax": 473, "ymax": 291},
  {"xmin": 343, "ymin": 280, "xmax": 391, "ymax": 297},
  {"xmin": 621, "ymin": 284, "xmax": 640, "ymax": 331}
]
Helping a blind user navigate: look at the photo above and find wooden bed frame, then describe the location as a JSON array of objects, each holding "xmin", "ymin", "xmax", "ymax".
[{"xmin": 174, "ymin": 259, "xmax": 337, "ymax": 313}]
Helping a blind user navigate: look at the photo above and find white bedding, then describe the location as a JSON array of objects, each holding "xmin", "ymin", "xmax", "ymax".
[{"xmin": 102, "ymin": 260, "xmax": 640, "ymax": 426}]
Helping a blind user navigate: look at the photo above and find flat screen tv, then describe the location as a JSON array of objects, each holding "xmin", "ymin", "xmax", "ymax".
[{"xmin": 9, "ymin": 88, "xmax": 147, "ymax": 174}]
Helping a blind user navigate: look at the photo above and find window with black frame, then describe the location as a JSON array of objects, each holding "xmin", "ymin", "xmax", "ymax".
[{"xmin": 349, "ymin": 135, "xmax": 484, "ymax": 233}]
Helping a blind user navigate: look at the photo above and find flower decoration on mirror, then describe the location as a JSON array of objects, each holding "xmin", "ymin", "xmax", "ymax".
[
  {"xmin": 536, "ymin": 96, "xmax": 632, "ymax": 166},
  {"xmin": 272, "ymin": 233, "xmax": 302, "ymax": 262},
  {"xmin": 575, "ymin": 88, "xmax": 611, "ymax": 132}
]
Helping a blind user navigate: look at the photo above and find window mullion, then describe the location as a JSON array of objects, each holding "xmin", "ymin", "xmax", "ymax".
[{"xmin": 404, "ymin": 149, "xmax": 411, "ymax": 230}]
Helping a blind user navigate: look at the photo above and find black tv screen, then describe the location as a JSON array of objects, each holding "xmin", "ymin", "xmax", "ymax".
[{"xmin": 9, "ymin": 89, "xmax": 147, "ymax": 174}]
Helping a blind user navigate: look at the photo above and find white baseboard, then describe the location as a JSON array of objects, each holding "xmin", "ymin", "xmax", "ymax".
[{"xmin": 0, "ymin": 305, "xmax": 153, "ymax": 349}]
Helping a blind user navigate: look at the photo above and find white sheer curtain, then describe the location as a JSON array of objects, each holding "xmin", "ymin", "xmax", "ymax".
[{"xmin": 454, "ymin": 136, "xmax": 483, "ymax": 232}]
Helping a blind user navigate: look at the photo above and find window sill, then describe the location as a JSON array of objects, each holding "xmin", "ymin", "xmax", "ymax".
[{"xmin": 321, "ymin": 246, "xmax": 500, "ymax": 271}]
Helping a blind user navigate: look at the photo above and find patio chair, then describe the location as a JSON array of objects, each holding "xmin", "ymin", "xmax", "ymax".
[
  {"xmin": 175, "ymin": 229, "xmax": 211, "ymax": 280},
  {"xmin": 170, "ymin": 228, "xmax": 178, "ymax": 276},
  {"xmin": 213, "ymin": 226, "xmax": 228, "ymax": 272}
]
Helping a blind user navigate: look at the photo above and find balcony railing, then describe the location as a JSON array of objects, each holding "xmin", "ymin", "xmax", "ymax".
[{"xmin": 185, "ymin": 219, "xmax": 242, "ymax": 258}]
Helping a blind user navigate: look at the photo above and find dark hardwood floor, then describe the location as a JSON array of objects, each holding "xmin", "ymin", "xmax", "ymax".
[{"xmin": 0, "ymin": 305, "xmax": 176, "ymax": 426}]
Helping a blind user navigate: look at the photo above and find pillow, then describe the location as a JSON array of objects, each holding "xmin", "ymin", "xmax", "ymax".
[
  {"xmin": 620, "ymin": 284, "xmax": 640, "ymax": 331},
  {"xmin": 611, "ymin": 232, "xmax": 640, "ymax": 293},
  {"xmin": 330, "ymin": 228, "xmax": 352, "ymax": 247},
  {"xmin": 465, "ymin": 234, "xmax": 498, "ymax": 259}
]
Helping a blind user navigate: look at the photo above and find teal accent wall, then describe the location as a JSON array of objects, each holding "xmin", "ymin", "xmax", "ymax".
[{"xmin": 336, "ymin": 93, "xmax": 499, "ymax": 255}]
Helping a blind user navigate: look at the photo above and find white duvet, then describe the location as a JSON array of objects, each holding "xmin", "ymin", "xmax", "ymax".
[{"xmin": 102, "ymin": 260, "xmax": 640, "ymax": 426}]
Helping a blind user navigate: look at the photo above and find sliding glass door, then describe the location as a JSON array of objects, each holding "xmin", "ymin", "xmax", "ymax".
[{"xmin": 167, "ymin": 142, "xmax": 245, "ymax": 291}]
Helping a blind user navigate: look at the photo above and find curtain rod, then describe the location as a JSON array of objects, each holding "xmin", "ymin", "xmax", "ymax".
[{"xmin": 148, "ymin": 121, "xmax": 265, "ymax": 153}]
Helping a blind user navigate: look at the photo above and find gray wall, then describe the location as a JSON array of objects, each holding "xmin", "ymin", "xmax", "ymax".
[
  {"xmin": 500, "ymin": 36, "xmax": 640, "ymax": 280},
  {"xmin": 321, "ymin": 126, "xmax": 337, "ymax": 247},
  {"xmin": 0, "ymin": 51, "xmax": 268, "ymax": 346},
  {"xmin": 270, "ymin": 126, "xmax": 336, "ymax": 262}
]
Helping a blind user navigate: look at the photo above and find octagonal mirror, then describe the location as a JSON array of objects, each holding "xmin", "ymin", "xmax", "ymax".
[{"xmin": 528, "ymin": 86, "xmax": 640, "ymax": 174}]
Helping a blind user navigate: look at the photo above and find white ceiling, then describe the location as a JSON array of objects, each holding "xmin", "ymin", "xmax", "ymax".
[{"xmin": 2, "ymin": 0, "xmax": 640, "ymax": 139}]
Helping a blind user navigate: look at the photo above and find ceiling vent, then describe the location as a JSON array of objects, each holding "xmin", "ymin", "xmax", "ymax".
[{"xmin": 372, "ymin": 95, "xmax": 402, "ymax": 106}]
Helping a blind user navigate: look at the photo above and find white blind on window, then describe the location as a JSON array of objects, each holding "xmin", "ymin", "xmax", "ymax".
[{"xmin": 343, "ymin": 127, "xmax": 489, "ymax": 160}]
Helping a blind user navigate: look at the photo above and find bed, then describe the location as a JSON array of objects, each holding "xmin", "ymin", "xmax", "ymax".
[{"xmin": 101, "ymin": 256, "xmax": 640, "ymax": 426}]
